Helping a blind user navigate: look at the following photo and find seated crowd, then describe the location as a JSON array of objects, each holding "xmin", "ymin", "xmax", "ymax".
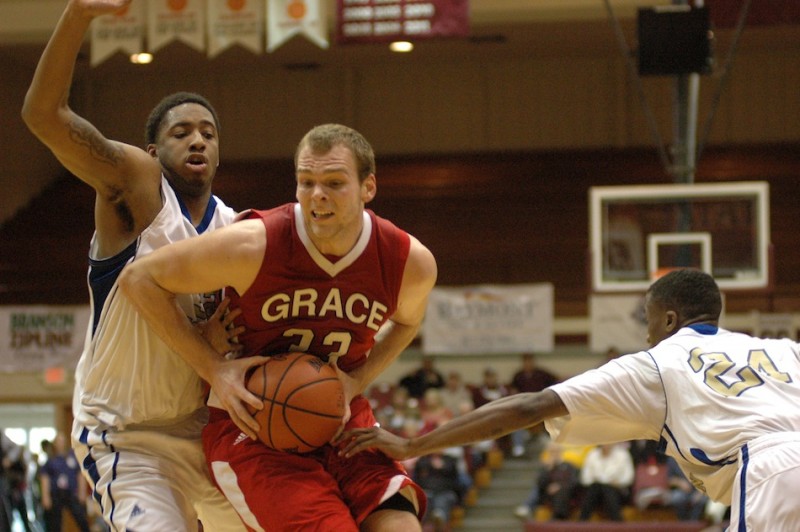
[{"xmin": 370, "ymin": 355, "xmax": 722, "ymax": 530}]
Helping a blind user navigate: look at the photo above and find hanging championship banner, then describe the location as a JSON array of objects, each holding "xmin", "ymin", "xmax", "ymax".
[
  {"xmin": 336, "ymin": 0, "xmax": 469, "ymax": 45},
  {"xmin": 208, "ymin": 0, "xmax": 263, "ymax": 57},
  {"xmin": 148, "ymin": 0, "xmax": 206, "ymax": 53},
  {"xmin": 91, "ymin": 2, "xmax": 145, "ymax": 66},
  {"xmin": 422, "ymin": 284, "xmax": 553, "ymax": 355},
  {"xmin": 267, "ymin": 0, "xmax": 328, "ymax": 52},
  {"xmin": 0, "ymin": 306, "xmax": 90, "ymax": 373}
]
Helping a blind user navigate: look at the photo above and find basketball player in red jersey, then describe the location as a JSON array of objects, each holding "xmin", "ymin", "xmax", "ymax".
[{"xmin": 120, "ymin": 124, "xmax": 438, "ymax": 531}]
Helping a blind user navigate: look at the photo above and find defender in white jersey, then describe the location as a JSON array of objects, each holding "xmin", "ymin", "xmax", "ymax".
[
  {"xmin": 341, "ymin": 269, "xmax": 800, "ymax": 531},
  {"xmin": 22, "ymin": 1, "xmax": 263, "ymax": 529}
]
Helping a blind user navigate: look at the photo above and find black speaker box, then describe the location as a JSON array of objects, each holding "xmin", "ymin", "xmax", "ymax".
[{"xmin": 638, "ymin": 6, "xmax": 713, "ymax": 76}]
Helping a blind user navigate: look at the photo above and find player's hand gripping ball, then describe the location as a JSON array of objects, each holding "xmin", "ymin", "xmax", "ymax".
[{"xmin": 246, "ymin": 352, "xmax": 346, "ymax": 453}]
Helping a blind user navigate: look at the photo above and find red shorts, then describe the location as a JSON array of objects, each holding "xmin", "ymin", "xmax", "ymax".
[{"xmin": 203, "ymin": 396, "xmax": 426, "ymax": 531}]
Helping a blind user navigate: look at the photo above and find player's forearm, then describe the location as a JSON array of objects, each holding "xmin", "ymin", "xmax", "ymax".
[
  {"xmin": 118, "ymin": 265, "xmax": 221, "ymax": 384},
  {"xmin": 408, "ymin": 391, "xmax": 566, "ymax": 457},
  {"xmin": 349, "ymin": 320, "xmax": 419, "ymax": 395},
  {"xmin": 21, "ymin": 4, "xmax": 93, "ymax": 132}
]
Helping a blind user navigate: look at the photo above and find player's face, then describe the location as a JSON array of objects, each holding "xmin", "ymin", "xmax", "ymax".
[
  {"xmin": 149, "ymin": 103, "xmax": 220, "ymax": 196},
  {"xmin": 295, "ymin": 144, "xmax": 376, "ymax": 255}
]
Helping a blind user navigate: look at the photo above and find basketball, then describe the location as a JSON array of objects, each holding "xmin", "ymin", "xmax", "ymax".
[{"xmin": 246, "ymin": 352, "xmax": 346, "ymax": 453}]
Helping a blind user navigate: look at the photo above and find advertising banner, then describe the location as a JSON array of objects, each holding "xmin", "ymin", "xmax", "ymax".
[
  {"xmin": 422, "ymin": 283, "xmax": 553, "ymax": 355},
  {"xmin": 0, "ymin": 306, "xmax": 90, "ymax": 373}
]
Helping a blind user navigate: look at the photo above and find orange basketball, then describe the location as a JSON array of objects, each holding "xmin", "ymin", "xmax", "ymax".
[{"xmin": 246, "ymin": 352, "xmax": 345, "ymax": 453}]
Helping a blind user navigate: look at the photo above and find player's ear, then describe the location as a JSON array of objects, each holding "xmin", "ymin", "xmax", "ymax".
[
  {"xmin": 146, "ymin": 144, "xmax": 158, "ymax": 158},
  {"xmin": 361, "ymin": 174, "xmax": 377, "ymax": 203},
  {"xmin": 665, "ymin": 310, "xmax": 679, "ymax": 332}
]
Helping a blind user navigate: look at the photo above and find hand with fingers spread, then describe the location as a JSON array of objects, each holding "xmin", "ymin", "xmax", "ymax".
[
  {"xmin": 209, "ymin": 355, "xmax": 270, "ymax": 440},
  {"xmin": 196, "ymin": 297, "xmax": 244, "ymax": 357},
  {"xmin": 337, "ymin": 427, "xmax": 412, "ymax": 461}
]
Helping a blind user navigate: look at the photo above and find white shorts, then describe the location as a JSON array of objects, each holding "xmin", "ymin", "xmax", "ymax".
[
  {"xmin": 74, "ymin": 420, "xmax": 246, "ymax": 532},
  {"xmin": 731, "ymin": 432, "xmax": 800, "ymax": 531}
]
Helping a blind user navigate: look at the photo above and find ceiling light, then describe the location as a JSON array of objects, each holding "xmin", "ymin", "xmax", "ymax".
[
  {"xmin": 389, "ymin": 41, "xmax": 413, "ymax": 53},
  {"xmin": 130, "ymin": 52, "xmax": 153, "ymax": 64}
]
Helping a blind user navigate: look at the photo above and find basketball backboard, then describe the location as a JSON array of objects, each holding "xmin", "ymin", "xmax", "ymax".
[{"xmin": 590, "ymin": 182, "xmax": 770, "ymax": 292}]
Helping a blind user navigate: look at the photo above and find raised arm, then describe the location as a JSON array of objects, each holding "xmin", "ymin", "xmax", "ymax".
[
  {"xmin": 21, "ymin": 0, "xmax": 161, "ymax": 256},
  {"xmin": 339, "ymin": 390, "xmax": 569, "ymax": 460},
  {"xmin": 343, "ymin": 235, "xmax": 437, "ymax": 397},
  {"xmin": 118, "ymin": 219, "xmax": 270, "ymax": 438}
]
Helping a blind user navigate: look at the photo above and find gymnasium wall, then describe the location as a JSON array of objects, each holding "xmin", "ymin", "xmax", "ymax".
[
  {"xmin": 2, "ymin": 22, "xmax": 799, "ymax": 224},
  {"xmin": 0, "ymin": 21, "xmax": 799, "ymax": 404}
]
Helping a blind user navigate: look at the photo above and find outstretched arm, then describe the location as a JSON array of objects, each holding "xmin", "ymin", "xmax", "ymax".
[
  {"xmin": 21, "ymin": 0, "xmax": 161, "ymax": 256},
  {"xmin": 338, "ymin": 390, "xmax": 568, "ymax": 460}
]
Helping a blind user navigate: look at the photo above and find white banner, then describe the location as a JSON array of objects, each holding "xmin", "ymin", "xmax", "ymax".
[
  {"xmin": 0, "ymin": 306, "xmax": 90, "ymax": 373},
  {"xmin": 207, "ymin": 0, "xmax": 263, "ymax": 57},
  {"xmin": 91, "ymin": 2, "xmax": 145, "ymax": 67},
  {"xmin": 753, "ymin": 311, "xmax": 797, "ymax": 340},
  {"xmin": 589, "ymin": 294, "xmax": 648, "ymax": 354},
  {"xmin": 148, "ymin": 0, "xmax": 206, "ymax": 53},
  {"xmin": 422, "ymin": 284, "xmax": 554, "ymax": 355},
  {"xmin": 267, "ymin": 0, "xmax": 328, "ymax": 52}
]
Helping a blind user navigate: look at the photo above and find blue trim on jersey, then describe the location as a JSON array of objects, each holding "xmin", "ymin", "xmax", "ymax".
[
  {"xmin": 738, "ymin": 444, "xmax": 749, "ymax": 532},
  {"xmin": 78, "ymin": 427, "xmax": 123, "ymax": 531},
  {"xmin": 168, "ymin": 180, "xmax": 219, "ymax": 233},
  {"xmin": 662, "ymin": 424, "xmax": 692, "ymax": 461},
  {"xmin": 79, "ymin": 427, "xmax": 105, "ymax": 511},
  {"xmin": 688, "ymin": 323, "xmax": 718, "ymax": 335},
  {"xmin": 690, "ymin": 447, "xmax": 737, "ymax": 466},
  {"xmin": 109, "ymin": 449, "xmax": 120, "ymax": 532},
  {"xmin": 664, "ymin": 423, "xmax": 736, "ymax": 470},
  {"xmin": 88, "ymin": 240, "xmax": 137, "ymax": 335}
]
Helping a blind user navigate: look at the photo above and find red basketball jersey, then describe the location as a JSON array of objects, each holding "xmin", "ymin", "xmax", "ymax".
[{"xmin": 229, "ymin": 203, "xmax": 410, "ymax": 372}]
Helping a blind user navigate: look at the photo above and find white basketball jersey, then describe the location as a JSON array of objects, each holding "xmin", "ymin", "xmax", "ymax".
[
  {"xmin": 73, "ymin": 177, "xmax": 236, "ymax": 433},
  {"xmin": 546, "ymin": 325, "xmax": 800, "ymax": 504}
]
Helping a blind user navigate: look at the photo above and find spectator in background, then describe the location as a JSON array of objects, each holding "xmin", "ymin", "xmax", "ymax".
[
  {"xmin": 509, "ymin": 354, "xmax": 559, "ymax": 394},
  {"xmin": 1, "ymin": 429, "xmax": 16, "ymax": 532},
  {"xmin": 413, "ymin": 451, "xmax": 466, "ymax": 532},
  {"xmin": 39, "ymin": 433, "xmax": 90, "ymax": 532},
  {"xmin": 34, "ymin": 440, "xmax": 54, "ymax": 527},
  {"xmin": 400, "ymin": 357, "xmax": 445, "ymax": 399},
  {"xmin": 666, "ymin": 456, "xmax": 708, "ymax": 521},
  {"xmin": 514, "ymin": 441, "xmax": 579, "ymax": 520},
  {"xmin": 628, "ymin": 439, "xmax": 666, "ymax": 466},
  {"xmin": 5, "ymin": 442, "xmax": 35, "ymax": 532},
  {"xmin": 439, "ymin": 371, "xmax": 474, "ymax": 418},
  {"xmin": 0, "ymin": 431, "xmax": 37, "ymax": 532},
  {"xmin": 417, "ymin": 392, "xmax": 474, "ymax": 498},
  {"xmin": 420, "ymin": 388, "xmax": 454, "ymax": 433},
  {"xmin": 377, "ymin": 385, "xmax": 416, "ymax": 436},
  {"xmin": 472, "ymin": 367, "xmax": 509, "ymax": 408},
  {"xmin": 578, "ymin": 444, "xmax": 634, "ymax": 522},
  {"xmin": 508, "ymin": 354, "xmax": 559, "ymax": 457}
]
